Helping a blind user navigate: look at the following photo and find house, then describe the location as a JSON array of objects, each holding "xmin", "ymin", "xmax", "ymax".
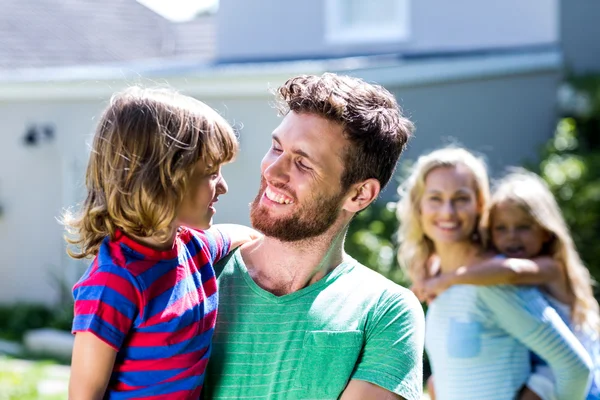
[{"xmin": 0, "ymin": 0, "xmax": 595, "ymax": 304}]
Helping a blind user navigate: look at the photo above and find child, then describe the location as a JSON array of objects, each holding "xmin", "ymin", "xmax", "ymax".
[
  {"xmin": 415, "ymin": 168, "xmax": 599, "ymax": 399},
  {"xmin": 62, "ymin": 87, "xmax": 259, "ymax": 399}
]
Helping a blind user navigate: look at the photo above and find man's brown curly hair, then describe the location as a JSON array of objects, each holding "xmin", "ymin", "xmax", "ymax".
[{"xmin": 276, "ymin": 73, "xmax": 414, "ymax": 191}]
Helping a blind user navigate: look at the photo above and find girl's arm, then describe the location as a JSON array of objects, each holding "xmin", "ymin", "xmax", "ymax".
[
  {"xmin": 421, "ymin": 256, "xmax": 560, "ymax": 297},
  {"xmin": 69, "ymin": 332, "xmax": 117, "ymax": 400}
]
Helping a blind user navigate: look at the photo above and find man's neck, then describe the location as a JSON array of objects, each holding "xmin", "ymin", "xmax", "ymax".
[{"xmin": 240, "ymin": 226, "xmax": 348, "ymax": 296}]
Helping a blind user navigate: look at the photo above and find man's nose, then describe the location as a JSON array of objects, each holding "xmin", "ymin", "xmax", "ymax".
[{"xmin": 263, "ymin": 154, "xmax": 290, "ymax": 185}]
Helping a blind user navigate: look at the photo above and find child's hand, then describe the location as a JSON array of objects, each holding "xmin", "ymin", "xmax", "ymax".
[
  {"xmin": 422, "ymin": 274, "xmax": 452, "ymax": 297},
  {"xmin": 410, "ymin": 280, "xmax": 437, "ymax": 304},
  {"xmin": 212, "ymin": 224, "xmax": 262, "ymax": 250}
]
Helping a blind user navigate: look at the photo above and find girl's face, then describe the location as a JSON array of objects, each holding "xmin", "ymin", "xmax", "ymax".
[
  {"xmin": 419, "ymin": 165, "xmax": 481, "ymax": 246},
  {"xmin": 490, "ymin": 200, "xmax": 551, "ymax": 258}
]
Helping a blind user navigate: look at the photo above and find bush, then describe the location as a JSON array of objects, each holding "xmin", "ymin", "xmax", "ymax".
[
  {"xmin": 345, "ymin": 201, "xmax": 408, "ymax": 286},
  {"xmin": 535, "ymin": 76, "xmax": 600, "ymax": 297},
  {"xmin": 0, "ymin": 304, "xmax": 72, "ymax": 342}
]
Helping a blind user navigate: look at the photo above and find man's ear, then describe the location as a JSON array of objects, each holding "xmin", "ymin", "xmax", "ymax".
[{"xmin": 343, "ymin": 178, "xmax": 381, "ymax": 213}]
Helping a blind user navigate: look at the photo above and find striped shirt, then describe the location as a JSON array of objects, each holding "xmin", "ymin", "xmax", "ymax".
[
  {"xmin": 204, "ymin": 250, "xmax": 425, "ymax": 400},
  {"xmin": 425, "ymin": 284, "xmax": 592, "ymax": 400},
  {"xmin": 72, "ymin": 227, "xmax": 230, "ymax": 399}
]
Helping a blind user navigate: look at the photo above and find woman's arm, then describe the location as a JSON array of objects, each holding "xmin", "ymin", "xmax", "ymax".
[
  {"xmin": 421, "ymin": 257, "xmax": 560, "ymax": 298},
  {"xmin": 69, "ymin": 332, "xmax": 117, "ymax": 400},
  {"xmin": 478, "ymin": 285, "xmax": 592, "ymax": 400}
]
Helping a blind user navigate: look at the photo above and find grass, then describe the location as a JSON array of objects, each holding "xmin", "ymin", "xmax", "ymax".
[{"xmin": 0, "ymin": 356, "xmax": 69, "ymax": 400}]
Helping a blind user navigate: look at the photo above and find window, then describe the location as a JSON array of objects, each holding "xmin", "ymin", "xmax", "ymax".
[{"xmin": 325, "ymin": 0, "xmax": 410, "ymax": 44}]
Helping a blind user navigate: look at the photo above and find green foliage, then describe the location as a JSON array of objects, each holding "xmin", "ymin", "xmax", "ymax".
[
  {"xmin": 0, "ymin": 304, "xmax": 72, "ymax": 342},
  {"xmin": 345, "ymin": 201, "xmax": 409, "ymax": 286},
  {"xmin": 534, "ymin": 77, "xmax": 600, "ymax": 296}
]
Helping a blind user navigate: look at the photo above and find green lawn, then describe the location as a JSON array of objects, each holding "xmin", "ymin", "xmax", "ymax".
[
  {"xmin": 0, "ymin": 357, "xmax": 69, "ymax": 400},
  {"xmin": 0, "ymin": 356, "xmax": 431, "ymax": 399}
]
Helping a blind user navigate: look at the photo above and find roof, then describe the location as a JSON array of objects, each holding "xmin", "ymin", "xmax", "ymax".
[{"xmin": 0, "ymin": 0, "xmax": 215, "ymax": 70}]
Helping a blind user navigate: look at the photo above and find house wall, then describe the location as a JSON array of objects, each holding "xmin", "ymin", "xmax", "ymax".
[
  {"xmin": 0, "ymin": 100, "xmax": 103, "ymax": 304},
  {"xmin": 0, "ymin": 57, "xmax": 560, "ymax": 304},
  {"xmin": 560, "ymin": 0, "xmax": 600, "ymax": 74},
  {"xmin": 217, "ymin": 0, "xmax": 558, "ymax": 62}
]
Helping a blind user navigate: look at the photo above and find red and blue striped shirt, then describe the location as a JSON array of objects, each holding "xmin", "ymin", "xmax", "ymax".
[{"xmin": 72, "ymin": 227, "xmax": 230, "ymax": 399}]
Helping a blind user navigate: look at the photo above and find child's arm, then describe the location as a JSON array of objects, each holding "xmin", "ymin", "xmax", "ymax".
[
  {"xmin": 209, "ymin": 224, "xmax": 262, "ymax": 251},
  {"xmin": 421, "ymin": 256, "xmax": 560, "ymax": 298},
  {"xmin": 69, "ymin": 332, "xmax": 117, "ymax": 399}
]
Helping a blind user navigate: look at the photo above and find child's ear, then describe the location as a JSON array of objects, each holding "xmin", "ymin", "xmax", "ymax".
[{"xmin": 343, "ymin": 179, "xmax": 381, "ymax": 213}]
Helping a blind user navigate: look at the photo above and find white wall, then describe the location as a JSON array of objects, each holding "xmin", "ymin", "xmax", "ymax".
[
  {"xmin": 217, "ymin": 0, "xmax": 558, "ymax": 61},
  {"xmin": 0, "ymin": 100, "xmax": 103, "ymax": 303},
  {"xmin": 0, "ymin": 51, "xmax": 561, "ymax": 304},
  {"xmin": 0, "ymin": 94, "xmax": 279, "ymax": 304}
]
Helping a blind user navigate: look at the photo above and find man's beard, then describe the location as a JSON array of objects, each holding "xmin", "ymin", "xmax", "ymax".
[{"xmin": 249, "ymin": 178, "xmax": 346, "ymax": 242}]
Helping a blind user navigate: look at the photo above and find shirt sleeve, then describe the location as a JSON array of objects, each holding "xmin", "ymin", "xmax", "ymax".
[
  {"xmin": 72, "ymin": 261, "xmax": 141, "ymax": 351},
  {"xmin": 351, "ymin": 288, "xmax": 425, "ymax": 400},
  {"xmin": 194, "ymin": 227, "xmax": 232, "ymax": 265},
  {"xmin": 477, "ymin": 285, "xmax": 593, "ymax": 400}
]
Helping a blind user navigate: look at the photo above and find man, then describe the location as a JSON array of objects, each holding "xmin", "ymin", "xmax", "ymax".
[{"xmin": 205, "ymin": 73, "xmax": 424, "ymax": 400}]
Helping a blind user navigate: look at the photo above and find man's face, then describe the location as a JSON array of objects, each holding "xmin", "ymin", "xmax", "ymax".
[{"xmin": 250, "ymin": 112, "xmax": 350, "ymax": 241}]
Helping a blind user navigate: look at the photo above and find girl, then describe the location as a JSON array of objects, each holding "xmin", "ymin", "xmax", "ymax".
[
  {"xmin": 414, "ymin": 168, "xmax": 600, "ymax": 399},
  {"xmin": 397, "ymin": 147, "xmax": 592, "ymax": 400}
]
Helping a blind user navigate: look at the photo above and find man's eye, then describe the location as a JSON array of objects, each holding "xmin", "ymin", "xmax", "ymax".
[{"xmin": 297, "ymin": 161, "xmax": 311, "ymax": 170}]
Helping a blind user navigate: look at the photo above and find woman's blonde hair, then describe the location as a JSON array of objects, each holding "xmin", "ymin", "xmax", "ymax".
[
  {"xmin": 396, "ymin": 147, "xmax": 490, "ymax": 282},
  {"xmin": 481, "ymin": 168, "xmax": 600, "ymax": 333},
  {"xmin": 63, "ymin": 87, "xmax": 238, "ymax": 259}
]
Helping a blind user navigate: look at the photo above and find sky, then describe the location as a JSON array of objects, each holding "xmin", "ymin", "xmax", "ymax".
[{"xmin": 136, "ymin": 0, "xmax": 219, "ymax": 22}]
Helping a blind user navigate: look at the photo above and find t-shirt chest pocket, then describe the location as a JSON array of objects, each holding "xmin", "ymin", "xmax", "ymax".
[{"xmin": 293, "ymin": 330, "xmax": 364, "ymax": 398}]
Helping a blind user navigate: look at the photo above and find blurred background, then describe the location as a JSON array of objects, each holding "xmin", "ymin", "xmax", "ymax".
[{"xmin": 0, "ymin": 0, "xmax": 599, "ymax": 398}]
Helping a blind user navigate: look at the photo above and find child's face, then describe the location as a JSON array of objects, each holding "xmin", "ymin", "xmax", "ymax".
[
  {"xmin": 176, "ymin": 162, "xmax": 228, "ymax": 230},
  {"xmin": 490, "ymin": 200, "xmax": 550, "ymax": 258},
  {"xmin": 419, "ymin": 165, "xmax": 480, "ymax": 246}
]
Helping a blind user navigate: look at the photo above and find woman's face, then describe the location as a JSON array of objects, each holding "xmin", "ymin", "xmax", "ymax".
[{"xmin": 419, "ymin": 165, "xmax": 481, "ymax": 246}]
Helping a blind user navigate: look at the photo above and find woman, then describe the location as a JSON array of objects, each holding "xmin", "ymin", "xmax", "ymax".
[{"xmin": 396, "ymin": 147, "xmax": 592, "ymax": 400}]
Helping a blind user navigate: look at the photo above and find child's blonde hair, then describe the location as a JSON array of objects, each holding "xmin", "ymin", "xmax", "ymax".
[
  {"xmin": 396, "ymin": 147, "xmax": 490, "ymax": 282},
  {"xmin": 63, "ymin": 87, "xmax": 238, "ymax": 259},
  {"xmin": 482, "ymin": 168, "xmax": 600, "ymax": 333}
]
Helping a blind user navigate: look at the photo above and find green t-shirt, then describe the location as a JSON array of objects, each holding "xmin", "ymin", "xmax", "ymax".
[{"xmin": 204, "ymin": 250, "xmax": 425, "ymax": 400}]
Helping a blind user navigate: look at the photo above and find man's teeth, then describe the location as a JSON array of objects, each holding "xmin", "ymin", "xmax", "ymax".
[{"xmin": 265, "ymin": 187, "xmax": 292, "ymax": 204}]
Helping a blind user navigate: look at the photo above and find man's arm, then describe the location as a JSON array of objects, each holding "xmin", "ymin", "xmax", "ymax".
[
  {"xmin": 343, "ymin": 289, "xmax": 425, "ymax": 400},
  {"xmin": 341, "ymin": 380, "xmax": 404, "ymax": 400}
]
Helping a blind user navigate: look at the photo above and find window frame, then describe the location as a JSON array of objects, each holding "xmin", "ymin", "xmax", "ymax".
[{"xmin": 324, "ymin": 0, "xmax": 411, "ymax": 44}]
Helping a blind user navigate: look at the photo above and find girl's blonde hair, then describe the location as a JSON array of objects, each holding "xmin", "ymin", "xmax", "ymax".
[
  {"xmin": 396, "ymin": 147, "xmax": 490, "ymax": 282},
  {"xmin": 482, "ymin": 168, "xmax": 600, "ymax": 333},
  {"xmin": 62, "ymin": 87, "xmax": 238, "ymax": 259}
]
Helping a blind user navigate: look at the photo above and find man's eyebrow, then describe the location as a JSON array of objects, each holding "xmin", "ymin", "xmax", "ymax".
[{"xmin": 271, "ymin": 133, "xmax": 321, "ymax": 167}]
